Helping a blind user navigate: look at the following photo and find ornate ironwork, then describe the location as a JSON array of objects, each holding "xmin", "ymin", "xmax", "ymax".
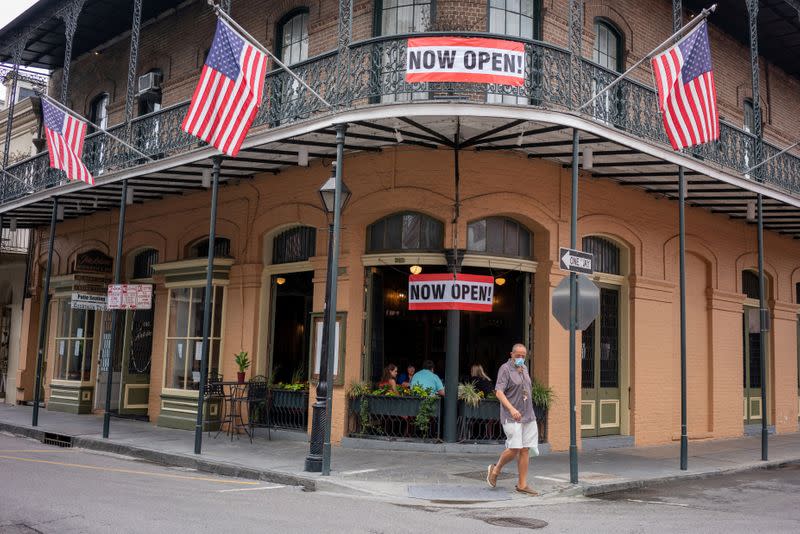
[
  {"xmin": 747, "ymin": 0, "xmax": 764, "ymax": 183},
  {"xmin": 568, "ymin": 0, "xmax": 584, "ymax": 109},
  {"xmin": 672, "ymin": 0, "xmax": 682, "ymax": 33},
  {"xmin": 3, "ymin": 32, "xmax": 800, "ymax": 205},
  {"xmin": 2, "ymin": 33, "xmax": 30, "ymax": 169},
  {"xmin": 58, "ymin": 0, "xmax": 86, "ymax": 104},
  {"xmin": 124, "ymin": 0, "xmax": 143, "ymax": 129}
]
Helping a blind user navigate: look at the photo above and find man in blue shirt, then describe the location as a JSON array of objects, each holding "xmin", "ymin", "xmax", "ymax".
[{"xmin": 410, "ymin": 360, "xmax": 444, "ymax": 396}]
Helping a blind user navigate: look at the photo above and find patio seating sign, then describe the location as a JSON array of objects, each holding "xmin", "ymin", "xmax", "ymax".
[
  {"xmin": 405, "ymin": 37, "xmax": 525, "ymax": 86},
  {"xmin": 71, "ymin": 292, "xmax": 107, "ymax": 311},
  {"xmin": 107, "ymin": 284, "xmax": 153, "ymax": 310},
  {"xmin": 408, "ymin": 273, "xmax": 494, "ymax": 312}
]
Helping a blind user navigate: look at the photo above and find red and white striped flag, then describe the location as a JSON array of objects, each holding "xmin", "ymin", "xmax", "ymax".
[
  {"xmin": 651, "ymin": 21, "xmax": 719, "ymax": 150},
  {"xmin": 182, "ymin": 19, "xmax": 268, "ymax": 157},
  {"xmin": 42, "ymin": 98, "xmax": 93, "ymax": 185}
]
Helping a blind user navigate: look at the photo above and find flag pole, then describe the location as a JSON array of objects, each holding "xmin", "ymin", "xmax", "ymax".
[
  {"xmin": 206, "ymin": 1, "xmax": 334, "ymax": 110},
  {"xmin": 38, "ymin": 93, "xmax": 155, "ymax": 162},
  {"xmin": 745, "ymin": 139, "xmax": 800, "ymax": 174},
  {"xmin": 577, "ymin": 3, "xmax": 717, "ymax": 112}
]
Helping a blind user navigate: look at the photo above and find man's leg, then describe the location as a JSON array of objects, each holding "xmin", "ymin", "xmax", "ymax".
[
  {"xmin": 517, "ymin": 447, "xmax": 529, "ymax": 489},
  {"xmin": 493, "ymin": 448, "xmax": 519, "ymax": 475}
]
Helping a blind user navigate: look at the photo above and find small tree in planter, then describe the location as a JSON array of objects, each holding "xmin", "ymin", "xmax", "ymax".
[
  {"xmin": 531, "ymin": 378, "xmax": 554, "ymax": 442},
  {"xmin": 234, "ymin": 351, "xmax": 250, "ymax": 384}
]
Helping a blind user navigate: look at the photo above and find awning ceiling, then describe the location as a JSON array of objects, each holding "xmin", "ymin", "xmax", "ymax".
[
  {"xmin": 686, "ymin": 0, "xmax": 800, "ymax": 78},
  {"xmin": 2, "ymin": 116, "xmax": 799, "ymax": 240},
  {"xmin": 0, "ymin": 0, "xmax": 187, "ymax": 68}
]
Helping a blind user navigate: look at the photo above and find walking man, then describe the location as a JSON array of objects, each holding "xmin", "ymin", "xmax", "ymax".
[{"xmin": 486, "ymin": 343, "xmax": 538, "ymax": 495}]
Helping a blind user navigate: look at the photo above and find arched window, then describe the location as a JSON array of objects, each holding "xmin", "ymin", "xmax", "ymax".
[
  {"xmin": 582, "ymin": 236, "xmax": 620, "ymax": 275},
  {"xmin": 489, "ymin": 0, "xmax": 540, "ymax": 40},
  {"xmin": 743, "ymin": 98, "xmax": 755, "ymax": 133},
  {"xmin": 89, "ymin": 93, "xmax": 109, "ymax": 133},
  {"xmin": 132, "ymin": 249, "xmax": 159, "ymax": 279},
  {"xmin": 277, "ymin": 9, "xmax": 309, "ymax": 65},
  {"xmin": 467, "ymin": 217, "xmax": 532, "ymax": 258},
  {"xmin": 189, "ymin": 237, "xmax": 231, "ymax": 258},
  {"xmin": 272, "ymin": 226, "xmax": 316, "ymax": 264},
  {"xmin": 374, "ymin": 0, "xmax": 431, "ymax": 36},
  {"xmin": 593, "ymin": 20, "xmax": 622, "ymax": 72},
  {"xmin": 742, "ymin": 270, "xmax": 760, "ymax": 299},
  {"xmin": 367, "ymin": 212, "xmax": 443, "ymax": 252}
]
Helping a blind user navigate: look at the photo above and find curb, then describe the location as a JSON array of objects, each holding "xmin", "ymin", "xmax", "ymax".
[
  {"xmin": 0, "ymin": 421, "xmax": 319, "ymax": 492},
  {"xmin": 581, "ymin": 458, "xmax": 800, "ymax": 497}
]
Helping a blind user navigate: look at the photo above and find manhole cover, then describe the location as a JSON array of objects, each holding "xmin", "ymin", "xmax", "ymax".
[{"xmin": 482, "ymin": 517, "xmax": 549, "ymax": 529}]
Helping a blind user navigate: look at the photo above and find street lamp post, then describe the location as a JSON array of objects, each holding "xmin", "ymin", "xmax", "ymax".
[{"xmin": 305, "ymin": 124, "xmax": 350, "ymax": 474}]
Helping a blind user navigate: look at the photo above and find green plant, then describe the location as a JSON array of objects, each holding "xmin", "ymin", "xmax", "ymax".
[
  {"xmin": 274, "ymin": 382, "xmax": 308, "ymax": 391},
  {"xmin": 413, "ymin": 396, "xmax": 438, "ymax": 435},
  {"xmin": 359, "ymin": 397, "xmax": 371, "ymax": 432},
  {"xmin": 234, "ymin": 351, "xmax": 250, "ymax": 372},
  {"xmin": 290, "ymin": 366, "xmax": 306, "ymax": 385},
  {"xmin": 458, "ymin": 382, "xmax": 482, "ymax": 408},
  {"xmin": 347, "ymin": 381, "xmax": 372, "ymax": 399},
  {"xmin": 531, "ymin": 378, "xmax": 554, "ymax": 410}
]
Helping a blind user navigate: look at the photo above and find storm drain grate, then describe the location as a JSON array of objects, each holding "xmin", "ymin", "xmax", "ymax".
[
  {"xmin": 481, "ymin": 517, "xmax": 549, "ymax": 529},
  {"xmin": 42, "ymin": 432, "xmax": 73, "ymax": 448}
]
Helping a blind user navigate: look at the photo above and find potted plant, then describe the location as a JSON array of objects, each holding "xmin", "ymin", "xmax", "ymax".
[
  {"xmin": 458, "ymin": 382, "xmax": 500, "ymax": 421},
  {"xmin": 531, "ymin": 378, "xmax": 554, "ymax": 442},
  {"xmin": 234, "ymin": 351, "xmax": 250, "ymax": 384}
]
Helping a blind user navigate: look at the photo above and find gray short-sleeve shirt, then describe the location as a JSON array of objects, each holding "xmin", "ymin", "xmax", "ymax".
[{"xmin": 495, "ymin": 360, "xmax": 535, "ymax": 424}]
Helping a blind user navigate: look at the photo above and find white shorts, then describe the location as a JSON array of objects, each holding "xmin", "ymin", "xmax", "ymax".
[{"xmin": 502, "ymin": 420, "xmax": 539, "ymax": 450}]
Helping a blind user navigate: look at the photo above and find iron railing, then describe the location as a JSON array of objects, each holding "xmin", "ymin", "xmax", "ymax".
[
  {"xmin": 348, "ymin": 394, "xmax": 442, "ymax": 441},
  {"xmin": 3, "ymin": 32, "xmax": 799, "ymax": 206}
]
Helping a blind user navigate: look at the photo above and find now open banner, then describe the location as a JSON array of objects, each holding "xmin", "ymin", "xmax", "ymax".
[
  {"xmin": 405, "ymin": 36, "xmax": 525, "ymax": 86},
  {"xmin": 408, "ymin": 273, "xmax": 495, "ymax": 312}
]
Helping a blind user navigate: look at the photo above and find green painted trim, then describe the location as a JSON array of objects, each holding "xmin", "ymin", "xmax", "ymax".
[{"xmin": 48, "ymin": 384, "xmax": 94, "ymax": 414}]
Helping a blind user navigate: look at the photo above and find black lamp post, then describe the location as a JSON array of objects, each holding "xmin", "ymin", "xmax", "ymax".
[{"xmin": 305, "ymin": 125, "xmax": 350, "ymax": 474}]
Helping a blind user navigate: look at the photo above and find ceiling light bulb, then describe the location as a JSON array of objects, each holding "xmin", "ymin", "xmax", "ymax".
[
  {"xmin": 394, "ymin": 129, "xmax": 403, "ymax": 143},
  {"xmin": 495, "ymin": 277, "xmax": 506, "ymax": 286},
  {"xmin": 298, "ymin": 146, "xmax": 309, "ymax": 167},
  {"xmin": 583, "ymin": 147, "xmax": 594, "ymax": 170},
  {"xmin": 409, "ymin": 265, "xmax": 422, "ymax": 275},
  {"xmin": 275, "ymin": 277, "xmax": 286, "ymax": 285}
]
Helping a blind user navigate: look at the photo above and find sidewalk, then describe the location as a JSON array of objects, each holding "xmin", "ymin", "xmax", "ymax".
[{"xmin": 1, "ymin": 403, "xmax": 798, "ymax": 506}]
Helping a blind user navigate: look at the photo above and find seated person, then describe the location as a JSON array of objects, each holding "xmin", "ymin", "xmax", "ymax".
[
  {"xmin": 397, "ymin": 364, "xmax": 415, "ymax": 387},
  {"xmin": 377, "ymin": 364, "xmax": 398, "ymax": 393},
  {"xmin": 470, "ymin": 364, "xmax": 494, "ymax": 396},
  {"xmin": 410, "ymin": 360, "xmax": 444, "ymax": 396}
]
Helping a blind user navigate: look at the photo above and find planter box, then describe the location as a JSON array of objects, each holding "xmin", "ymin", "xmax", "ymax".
[
  {"xmin": 365, "ymin": 394, "xmax": 440, "ymax": 418},
  {"xmin": 270, "ymin": 388, "xmax": 308, "ymax": 410},
  {"xmin": 459, "ymin": 399, "xmax": 501, "ymax": 421}
]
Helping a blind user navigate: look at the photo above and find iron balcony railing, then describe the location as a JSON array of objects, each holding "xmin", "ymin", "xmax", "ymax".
[
  {"xmin": 2, "ymin": 32, "xmax": 799, "ymax": 205},
  {"xmin": 0, "ymin": 227, "xmax": 30, "ymax": 254}
]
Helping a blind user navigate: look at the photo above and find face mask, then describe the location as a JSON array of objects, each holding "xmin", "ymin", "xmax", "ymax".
[{"xmin": 514, "ymin": 358, "xmax": 525, "ymax": 367}]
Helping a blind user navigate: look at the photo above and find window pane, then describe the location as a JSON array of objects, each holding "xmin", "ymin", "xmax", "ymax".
[
  {"xmin": 504, "ymin": 220, "xmax": 519, "ymax": 256},
  {"xmin": 210, "ymin": 340, "xmax": 221, "ymax": 380},
  {"xmin": 70, "ymin": 309, "xmax": 87, "ymax": 338},
  {"xmin": 397, "ymin": 6, "xmax": 414, "ymax": 33},
  {"xmin": 521, "ymin": 16, "xmax": 534, "ymax": 39},
  {"xmin": 190, "ymin": 288, "xmax": 205, "ymax": 338},
  {"xmin": 385, "ymin": 215, "xmax": 403, "ymax": 249},
  {"xmin": 490, "ymin": 0, "xmax": 505, "ymax": 8},
  {"xmin": 213, "ymin": 286, "xmax": 223, "ymax": 337},
  {"xmin": 169, "ymin": 288, "xmax": 190, "ymax": 337},
  {"xmin": 468, "ymin": 220, "xmax": 487, "ymax": 252},
  {"xmin": 57, "ymin": 301, "xmax": 71, "ymax": 337},
  {"xmin": 506, "ymin": 12, "xmax": 520, "ymax": 36},
  {"xmin": 521, "ymin": 0, "xmax": 533, "ymax": 17},
  {"xmin": 413, "ymin": 5, "xmax": 430, "ymax": 32},
  {"xmin": 402, "ymin": 214, "xmax": 421, "ymax": 249},
  {"xmin": 421, "ymin": 218, "xmax": 443, "ymax": 249},
  {"xmin": 486, "ymin": 218, "xmax": 505, "ymax": 254},
  {"xmin": 82, "ymin": 340, "xmax": 93, "ymax": 381},
  {"xmin": 369, "ymin": 220, "xmax": 385, "ymax": 251},
  {"xmin": 55, "ymin": 338, "xmax": 67, "ymax": 379},
  {"xmin": 519, "ymin": 228, "xmax": 532, "ymax": 258},
  {"xmin": 189, "ymin": 340, "xmax": 203, "ymax": 390},
  {"xmin": 507, "ymin": 0, "xmax": 520, "ymax": 12},
  {"xmin": 67, "ymin": 340, "xmax": 83, "ymax": 380},
  {"xmin": 165, "ymin": 339, "xmax": 185, "ymax": 388}
]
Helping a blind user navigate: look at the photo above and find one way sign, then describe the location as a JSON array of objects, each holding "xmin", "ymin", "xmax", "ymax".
[{"xmin": 559, "ymin": 247, "xmax": 593, "ymax": 274}]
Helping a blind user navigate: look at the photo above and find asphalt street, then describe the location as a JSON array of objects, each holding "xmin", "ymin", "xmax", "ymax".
[{"xmin": 0, "ymin": 432, "xmax": 798, "ymax": 533}]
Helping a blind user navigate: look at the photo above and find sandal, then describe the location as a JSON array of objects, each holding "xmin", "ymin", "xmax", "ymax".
[
  {"xmin": 486, "ymin": 464, "xmax": 498, "ymax": 488},
  {"xmin": 515, "ymin": 485, "xmax": 539, "ymax": 496}
]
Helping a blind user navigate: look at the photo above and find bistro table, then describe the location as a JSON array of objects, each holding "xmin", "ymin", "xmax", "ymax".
[{"xmin": 213, "ymin": 381, "xmax": 251, "ymax": 441}]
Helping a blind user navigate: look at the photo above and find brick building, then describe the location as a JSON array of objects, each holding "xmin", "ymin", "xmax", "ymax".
[{"xmin": 0, "ymin": 0, "xmax": 798, "ymax": 455}]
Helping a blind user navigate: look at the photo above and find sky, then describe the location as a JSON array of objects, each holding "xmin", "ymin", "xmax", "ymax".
[{"xmin": 0, "ymin": 0, "xmax": 39, "ymax": 31}]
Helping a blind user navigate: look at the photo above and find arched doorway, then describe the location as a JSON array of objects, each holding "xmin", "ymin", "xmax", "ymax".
[{"xmin": 580, "ymin": 236, "xmax": 626, "ymax": 437}]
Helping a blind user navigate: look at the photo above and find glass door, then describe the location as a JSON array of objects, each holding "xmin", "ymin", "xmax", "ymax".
[
  {"xmin": 742, "ymin": 307, "xmax": 764, "ymax": 424},
  {"xmin": 581, "ymin": 286, "xmax": 621, "ymax": 437},
  {"xmin": 118, "ymin": 305, "xmax": 155, "ymax": 415}
]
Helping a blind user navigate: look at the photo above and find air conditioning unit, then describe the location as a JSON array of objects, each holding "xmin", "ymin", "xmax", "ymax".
[{"xmin": 137, "ymin": 72, "xmax": 162, "ymax": 96}]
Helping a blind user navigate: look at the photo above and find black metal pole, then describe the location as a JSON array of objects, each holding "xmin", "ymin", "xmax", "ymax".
[
  {"xmin": 102, "ymin": 179, "xmax": 128, "ymax": 438},
  {"xmin": 321, "ymin": 123, "xmax": 348, "ymax": 476},
  {"xmin": 757, "ymin": 192, "xmax": 768, "ymax": 460},
  {"xmin": 678, "ymin": 167, "xmax": 688, "ymax": 470},
  {"xmin": 305, "ymin": 222, "xmax": 334, "ymax": 472},
  {"xmin": 193, "ymin": 156, "xmax": 221, "ymax": 455},
  {"xmin": 569, "ymin": 129, "xmax": 579, "ymax": 484},
  {"xmin": 32, "ymin": 198, "xmax": 58, "ymax": 426},
  {"xmin": 444, "ymin": 310, "xmax": 460, "ymax": 442}
]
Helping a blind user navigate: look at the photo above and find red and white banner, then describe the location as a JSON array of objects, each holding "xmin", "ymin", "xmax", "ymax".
[
  {"xmin": 406, "ymin": 37, "xmax": 525, "ymax": 86},
  {"xmin": 107, "ymin": 284, "xmax": 153, "ymax": 310},
  {"xmin": 408, "ymin": 273, "xmax": 495, "ymax": 312}
]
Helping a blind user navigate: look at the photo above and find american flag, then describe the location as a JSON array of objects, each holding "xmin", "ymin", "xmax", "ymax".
[
  {"xmin": 651, "ymin": 21, "xmax": 719, "ymax": 150},
  {"xmin": 182, "ymin": 19, "xmax": 268, "ymax": 157},
  {"xmin": 42, "ymin": 98, "xmax": 93, "ymax": 185}
]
